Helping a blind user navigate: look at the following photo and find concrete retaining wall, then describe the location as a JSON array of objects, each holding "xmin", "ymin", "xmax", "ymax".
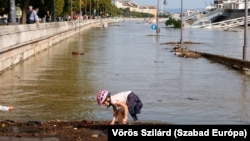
[
  {"xmin": 201, "ymin": 52, "xmax": 250, "ymax": 69},
  {"xmin": 0, "ymin": 19, "xmax": 111, "ymax": 73},
  {"xmin": 195, "ymin": 51, "xmax": 250, "ymax": 74}
]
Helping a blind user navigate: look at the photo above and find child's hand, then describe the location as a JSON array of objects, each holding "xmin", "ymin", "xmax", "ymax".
[
  {"xmin": 8, "ymin": 106, "xmax": 14, "ymax": 111},
  {"xmin": 110, "ymin": 121, "xmax": 115, "ymax": 125}
]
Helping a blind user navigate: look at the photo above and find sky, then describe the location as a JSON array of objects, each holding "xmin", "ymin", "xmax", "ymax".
[{"xmin": 132, "ymin": 0, "xmax": 214, "ymax": 9}]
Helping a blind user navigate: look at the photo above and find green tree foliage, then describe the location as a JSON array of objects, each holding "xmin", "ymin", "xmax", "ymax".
[
  {"xmin": 68, "ymin": 0, "xmax": 85, "ymax": 14},
  {"xmin": 165, "ymin": 16, "xmax": 181, "ymax": 28},
  {"xmin": 1, "ymin": 0, "xmax": 160, "ymax": 22},
  {"xmin": 36, "ymin": 0, "xmax": 64, "ymax": 17},
  {"xmin": 56, "ymin": 0, "xmax": 65, "ymax": 16},
  {"xmin": 0, "ymin": 1, "xmax": 8, "ymax": 16}
]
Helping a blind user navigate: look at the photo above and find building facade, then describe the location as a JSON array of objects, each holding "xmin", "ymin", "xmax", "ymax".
[{"xmin": 113, "ymin": 0, "xmax": 157, "ymax": 16}]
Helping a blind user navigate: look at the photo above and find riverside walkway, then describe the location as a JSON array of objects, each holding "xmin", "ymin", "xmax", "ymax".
[{"xmin": 0, "ymin": 18, "xmax": 114, "ymax": 73}]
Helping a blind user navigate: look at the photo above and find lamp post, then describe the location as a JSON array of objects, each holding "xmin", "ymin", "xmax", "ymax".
[
  {"xmin": 53, "ymin": 0, "xmax": 56, "ymax": 22},
  {"xmin": 155, "ymin": 0, "xmax": 167, "ymax": 35},
  {"xmin": 90, "ymin": 0, "xmax": 92, "ymax": 17},
  {"xmin": 163, "ymin": 0, "xmax": 167, "ymax": 6},
  {"xmin": 97, "ymin": 0, "xmax": 99, "ymax": 16},
  {"xmin": 80, "ymin": 0, "xmax": 82, "ymax": 22},
  {"xmin": 71, "ymin": 0, "xmax": 73, "ymax": 21},
  {"xmin": 180, "ymin": 0, "xmax": 183, "ymax": 46},
  {"xmin": 85, "ymin": 0, "xmax": 87, "ymax": 15},
  {"xmin": 242, "ymin": 0, "xmax": 249, "ymax": 73},
  {"xmin": 243, "ymin": 0, "xmax": 248, "ymax": 61},
  {"xmin": 156, "ymin": 0, "xmax": 160, "ymax": 34},
  {"xmin": 8, "ymin": 0, "xmax": 16, "ymax": 25}
]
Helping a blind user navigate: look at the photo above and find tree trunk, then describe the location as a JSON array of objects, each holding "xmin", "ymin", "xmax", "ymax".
[{"xmin": 20, "ymin": 0, "xmax": 30, "ymax": 24}]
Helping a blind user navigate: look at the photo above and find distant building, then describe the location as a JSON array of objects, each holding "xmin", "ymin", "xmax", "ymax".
[{"xmin": 113, "ymin": 0, "xmax": 157, "ymax": 16}]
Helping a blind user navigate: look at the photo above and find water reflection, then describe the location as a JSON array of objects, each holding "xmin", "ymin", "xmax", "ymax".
[{"xmin": 0, "ymin": 33, "xmax": 98, "ymax": 122}]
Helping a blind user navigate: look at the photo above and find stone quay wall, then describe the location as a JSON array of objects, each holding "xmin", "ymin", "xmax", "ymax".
[{"xmin": 0, "ymin": 19, "xmax": 111, "ymax": 73}]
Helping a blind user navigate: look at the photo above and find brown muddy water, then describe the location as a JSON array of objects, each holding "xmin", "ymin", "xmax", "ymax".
[{"xmin": 0, "ymin": 20, "xmax": 250, "ymax": 124}]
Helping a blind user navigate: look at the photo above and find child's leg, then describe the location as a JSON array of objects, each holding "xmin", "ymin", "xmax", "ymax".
[{"xmin": 117, "ymin": 108, "xmax": 125, "ymax": 124}]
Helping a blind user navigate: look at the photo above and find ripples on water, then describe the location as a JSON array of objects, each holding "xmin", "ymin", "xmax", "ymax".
[{"xmin": 0, "ymin": 20, "xmax": 250, "ymax": 124}]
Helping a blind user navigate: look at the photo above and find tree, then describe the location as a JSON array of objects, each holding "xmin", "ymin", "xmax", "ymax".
[
  {"xmin": 165, "ymin": 16, "xmax": 181, "ymax": 28},
  {"xmin": 1, "ymin": 0, "xmax": 123, "ymax": 24},
  {"xmin": 56, "ymin": 0, "xmax": 65, "ymax": 16},
  {"xmin": 19, "ymin": 0, "xmax": 31, "ymax": 24},
  {"xmin": 0, "ymin": 1, "xmax": 8, "ymax": 16}
]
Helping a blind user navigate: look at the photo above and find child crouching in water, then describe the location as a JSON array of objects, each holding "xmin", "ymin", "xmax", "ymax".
[{"xmin": 97, "ymin": 90, "xmax": 143, "ymax": 125}]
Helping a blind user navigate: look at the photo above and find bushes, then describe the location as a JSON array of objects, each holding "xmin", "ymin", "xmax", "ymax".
[{"xmin": 165, "ymin": 16, "xmax": 181, "ymax": 28}]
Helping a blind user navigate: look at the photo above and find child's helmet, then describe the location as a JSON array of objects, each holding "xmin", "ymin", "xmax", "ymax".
[{"xmin": 97, "ymin": 90, "xmax": 110, "ymax": 105}]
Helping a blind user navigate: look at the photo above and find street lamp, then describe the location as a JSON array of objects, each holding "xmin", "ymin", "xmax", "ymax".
[
  {"xmin": 156, "ymin": 0, "xmax": 160, "ymax": 34},
  {"xmin": 243, "ymin": 0, "xmax": 248, "ymax": 61},
  {"xmin": 53, "ymin": 0, "xmax": 56, "ymax": 22},
  {"xmin": 80, "ymin": 0, "xmax": 82, "ymax": 22},
  {"xmin": 180, "ymin": 0, "xmax": 183, "ymax": 46},
  {"xmin": 162, "ymin": 0, "xmax": 167, "ymax": 13},
  {"xmin": 71, "ymin": 0, "xmax": 73, "ymax": 21},
  {"xmin": 8, "ymin": 0, "xmax": 16, "ymax": 25},
  {"xmin": 97, "ymin": 0, "xmax": 99, "ymax": 16},
  {"xmin": 163, "ymin": 0, "xmax": 167, "ymax": 6},
  {"xmin": 90, "ymin": 0, "xmax": 92, "ymax": 17},
  {"xmin": 156, "ymin": 0, "xmax": 167, "ymax": 35},
  {"xmin": 243, "ymin": 0, "xmax": 249, "ymax": 73},
  {"xmin": 85, "ymin": 0, "xmax": 87, "ymax": 15}
]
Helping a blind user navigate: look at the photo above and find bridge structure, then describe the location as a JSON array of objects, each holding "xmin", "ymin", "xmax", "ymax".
[
  {"xmin": 193, "ymin": 16, "xmax": 250, "ymax": 29},
  {"xmin": 181, "ymin": 8, "xmax": 250, "ymax": 29},
  {"xmin": 183, "ymin": 12, "xmax": 213, "ymax": 25},
  {"xmin": 182, "ymin": 9, "xmax": 223, "ymax": 28}
]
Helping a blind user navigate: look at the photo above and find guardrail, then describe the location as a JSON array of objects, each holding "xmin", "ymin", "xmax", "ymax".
[{"xmin": 193, "ymin": 16, "xmax": 250, "ymax": 29}]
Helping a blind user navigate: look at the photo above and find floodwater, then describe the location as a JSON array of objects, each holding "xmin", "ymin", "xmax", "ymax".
[{"xmin": 0, "ymin": 20, "xmax": 250, "ymax": 124}]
